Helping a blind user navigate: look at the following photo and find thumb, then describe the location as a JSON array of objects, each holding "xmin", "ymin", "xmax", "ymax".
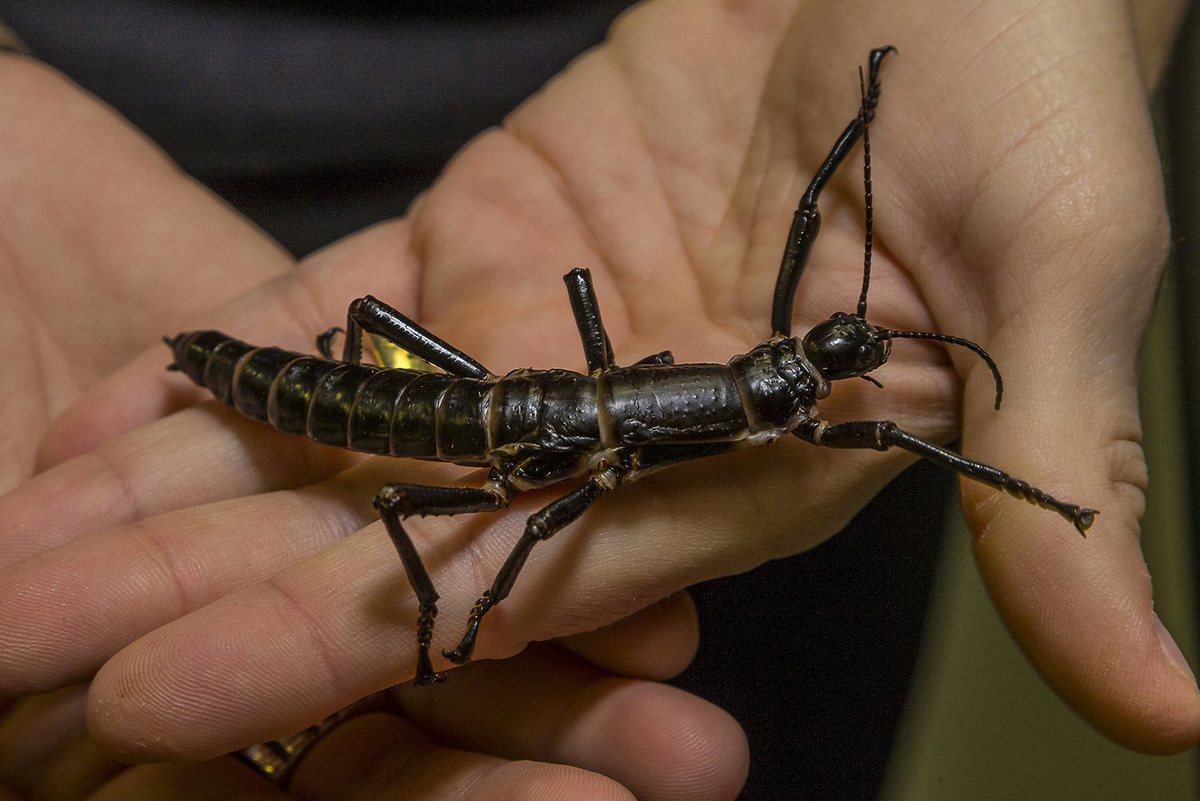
[{"xmin": 960, "ymin": 263, "xmax": 1200, "ymax": 754}]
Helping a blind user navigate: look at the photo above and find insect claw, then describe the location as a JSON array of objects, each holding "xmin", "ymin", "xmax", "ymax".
[
  {"xmin": 441, "ymin": 647, "xmax": 470, "ymax": 665},
  {"xmin": 162, "ymin": 336, "xmax": 183, "ymax": 370},
  {"xmin": 414, "ymin": 671, "xmax": 448, "ymax": 687},
  {"xmin": 413, "ymin": 648, "xmax": 448, "ymax": 686}
]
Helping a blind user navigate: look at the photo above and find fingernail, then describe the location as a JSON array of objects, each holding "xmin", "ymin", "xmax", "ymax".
[{"xmin": 1155, "ymin": 613, "xmax": 1197, "ymax": 689}]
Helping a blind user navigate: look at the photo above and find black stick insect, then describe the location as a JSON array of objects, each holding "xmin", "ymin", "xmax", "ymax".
[{"xmin": 165, "ymin": 46, "xmax": 1095, "ymax": 690}]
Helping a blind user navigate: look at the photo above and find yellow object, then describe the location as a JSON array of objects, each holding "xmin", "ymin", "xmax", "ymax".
[{"xmin": 367, "ymin": 333, "xmax": 437, "ymax": 372}]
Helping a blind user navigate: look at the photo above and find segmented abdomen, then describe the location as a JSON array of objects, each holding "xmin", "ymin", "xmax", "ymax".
[{"xmin": 168, "ymin": 331, "xmax": 496, "ymax": 462}]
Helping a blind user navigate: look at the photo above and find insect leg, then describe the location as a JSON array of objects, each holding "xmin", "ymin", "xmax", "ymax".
[
  {"xmin": 374, "ymin": 483, "xmax": 509, "ymax": 685},
  {"xmin": 795, "ymin": 419, "xmax": 1095, "ymax": 534},
  {"xmin": 442, "ymin": 466, "xmax": 621, "ymax": 666},
  {"xmin": 771, "ymin": 45, "xmax": 895, "ymax": 337},
  {"xmin": 563, "ymin": 268, "xmax": 675, "ymax": 369},
  {"xmin": 632, "ymin": 350, "xmax": 675, "ymax": 366},
  {"xmin": 341, "ymin": 296, "xmax": 494, "ymax": 379},
  {"xmin": 563, "ymin": 268, "xmax": 616, "ymax": 374},
  {"xmin": 315, "ymin": 327, "xmax": 342, "ymax": 359}
]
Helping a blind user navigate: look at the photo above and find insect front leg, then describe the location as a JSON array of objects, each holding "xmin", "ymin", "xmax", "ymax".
[
  {"xmin": 771, "ymin": 45, "xmax": 895, "ymax": 337},
  {"xmin": 442, "ymin": 464, "xmax": 624, "ymax": 667},
  {"xmin": 795, "ymin": 419, "xmax": 1096, "ymax": 534},
  {"xmin": 374, "ymin": 483, "xmax": 510, "ymax": 685}
]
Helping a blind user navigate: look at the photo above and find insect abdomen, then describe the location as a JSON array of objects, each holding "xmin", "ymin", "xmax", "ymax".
[
  {"xmin": 392, "ymin": 372, "xmax": 485, "ymax": 461},
  {"xmin": 169, "ymin": 331, "xmax": 500, "ymax": 463}
]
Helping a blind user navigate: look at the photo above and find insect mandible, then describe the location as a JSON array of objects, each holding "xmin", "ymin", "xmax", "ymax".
[{"xmin": 165, "ymin": 46, "xmax": 1096, "ymax": 689}]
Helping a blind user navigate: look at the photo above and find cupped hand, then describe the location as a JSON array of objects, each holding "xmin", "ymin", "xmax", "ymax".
[
  {"xmin": 1, "ymin": 0, "xmax": 1196, "ymax": 783},
  {"xmin": 0, "ymin": 40, "xmax": 746, "ymax": 801}
]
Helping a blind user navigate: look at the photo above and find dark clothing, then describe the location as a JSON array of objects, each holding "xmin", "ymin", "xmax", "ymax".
[{"xmin": 1, "ymin": 0, "xmax": 633, "ymax": 253}]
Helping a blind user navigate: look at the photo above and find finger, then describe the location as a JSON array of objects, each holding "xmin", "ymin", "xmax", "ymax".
[
  {"xmin": 956, "ymin": 150, "xmax": 1200, "ymax": 753},
  {"xmin": 0, "ymin": 686, "xmax": 88, "ymax": 791},
  {"xmin": 0, "ymin": 403, "xmax": 361, "ymax": 567},
  {"xmin": 82, "ymin": 442, "xmax": 905, "ymax": 761},
  {"xmin": 24, "ymin": 737, "xmax": 124, "ymax": 801},
  {"xmin": 558, "ymin": 591, "xmax": 699, "ymax": 680},
  {"xmin": 87, "ymin": 759, "xmax": 284, "ymax": 801},
  {"xmin": 291, "ymin": 713, "xmax": 638, "ymax": 801},
  {"xmin": 0, "ymin": 56, "xmax": 290, "ymax": 490},
  {"xmin": 0, "ymin": 473, "xmax": 378, "ymax": 698},
  {"xmin": 0, "ymin": 688, "xmax": 124, "ymax": 801},
  {"xmin": 0, "ymin": 57, "xmax": 292, "ymax": 365},
  {"xmin": 388, "ymin": 642, "xmax": 748, "ymax": 801},
  {"xmin": 964, "ymin": 324, "xmax": 1200, "ymax": 753},
  {"xmin": 36, "ymin": 222, "xmax": 422, "ymax": 469},
  {"xmin": 882, "ymin": 14, "xmax": 1200, "ymax": 753}
]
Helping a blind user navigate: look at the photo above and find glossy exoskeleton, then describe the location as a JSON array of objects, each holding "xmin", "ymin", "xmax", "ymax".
[{"xmin": 166, "ymin": 46, "xmax": 1095, "ymax": 692}]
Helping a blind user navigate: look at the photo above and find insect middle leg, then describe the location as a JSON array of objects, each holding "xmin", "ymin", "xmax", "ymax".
[
  {"xmin": 442, "ymin": 465, "xmax": 624, "ymax": 668},
  {"xmin": 562, "ymin": 268, "xmax": 674, "ymax": 370},
  {"xmin": 564, "ymin": 268, "xmax": 616, "ymax": 374}
]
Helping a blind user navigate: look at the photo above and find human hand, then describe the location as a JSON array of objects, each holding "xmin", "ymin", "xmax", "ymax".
[
  {"xmin": 1, "ymin": 0, "xmax": 1196, "ymax": 776},
  {"xmin": 0, "ymin": 51, "xmax": 745, "ymax": 800},
  {"xmin": 1, "ymin": 607, "xmax": 745, "ymax": 800},
  {"xmin": 0, "ymin": 50, "xmax": 292, "ymax": 493}
]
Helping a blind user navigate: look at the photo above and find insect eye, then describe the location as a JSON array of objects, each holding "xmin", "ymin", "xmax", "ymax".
[{"xmin": 858, "ymin": 344, "xmax": 877, "ymax": 365}]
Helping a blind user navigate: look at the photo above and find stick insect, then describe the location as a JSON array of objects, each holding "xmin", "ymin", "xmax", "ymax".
[{"xmin": 167, "ymin": 46, "xmax": 1095, "ymax": 690}]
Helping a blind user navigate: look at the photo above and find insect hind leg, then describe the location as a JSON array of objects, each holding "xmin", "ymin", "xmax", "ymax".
[
  {"xmin": 374, "ymin": 483, "xmax": 509, "ymax": 685},
  {"xmin": 340, "ymin": 295, "xmax": 494, "ymax": 378}
]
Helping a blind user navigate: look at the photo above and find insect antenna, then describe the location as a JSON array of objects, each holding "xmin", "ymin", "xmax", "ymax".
[
  {"xmin": 853, "ymin": 64, "xmax": 887, "ymax": 392},
  {"xmin": 877, "ymin": 327, "xmax": 1005, "ymax": 410},
  {"xmin": 850, "ymin": 66, "xmax": 1004, "ymax": 410},
  {"xmin": 856, "ymin": 65, "xmax": 874, "ymax": 320}
]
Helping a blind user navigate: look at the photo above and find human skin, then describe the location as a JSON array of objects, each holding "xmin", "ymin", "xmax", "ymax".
[{"xmin": 0, "ymin": 0, "xmax": 1196, "ymax": 797}]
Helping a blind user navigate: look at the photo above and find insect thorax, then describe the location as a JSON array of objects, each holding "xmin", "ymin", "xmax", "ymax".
[{"xmin": 729, "ymin": 338, "xmax": 827, "ymax": 432}]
